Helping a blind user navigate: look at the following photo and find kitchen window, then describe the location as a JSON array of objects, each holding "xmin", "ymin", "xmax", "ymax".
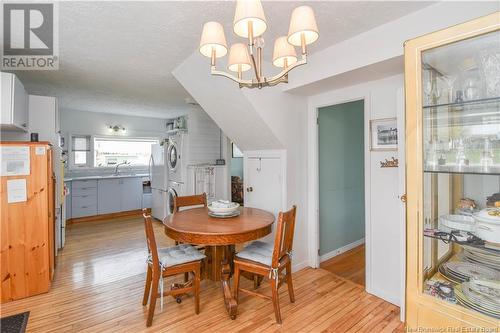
[
  {"xmin": 72, "ymin": 135, "xmax": 91, "ymax": 167},
  {"xmin": 93, "ymin": 137, "xmax": 158, "ymax": 167}
]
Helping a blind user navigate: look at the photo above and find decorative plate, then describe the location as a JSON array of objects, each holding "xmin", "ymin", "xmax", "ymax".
[{"xmin": 444, "ymin": 262, "xmax": 500, "ymax": 281}]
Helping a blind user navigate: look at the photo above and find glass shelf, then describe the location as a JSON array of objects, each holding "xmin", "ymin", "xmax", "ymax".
[
  {"xmin": 423, "ymin": 230, "xmax": 500, "ymax": 254},
  {"xmin": 423, "ymin": 168, "xmax": 500, "ymax": 176},
  {"xmin": 423, "ymin": 96, "xmax": 500, "ymax": 110}
]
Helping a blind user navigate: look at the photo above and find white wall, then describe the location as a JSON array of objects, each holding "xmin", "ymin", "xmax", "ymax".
[
  {"xmin": 60, "ymin": 108, "xmax": 169, "ymax": 174},
  {"xmin": 60, "ymin": 108, "xmax": 169, "ymax": 139},
  {"xmin": 284, "ymin": 1, "xmax": 499, "ymax": 93},
  {"xmin": 308, "ymin": 75, "xmax": 404, "ymax": 305},
  {"xmin": 172, "ymin": 51, "xmax": 283, "ymax": 151},
  {"xmin": 243, "ymin": 89, "xmax": 309, "ymax": 270}
]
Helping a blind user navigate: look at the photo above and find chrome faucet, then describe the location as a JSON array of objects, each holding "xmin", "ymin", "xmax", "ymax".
[{"xmin": 114, "ymin": 161, "xmax": 129, "ymax": 175}]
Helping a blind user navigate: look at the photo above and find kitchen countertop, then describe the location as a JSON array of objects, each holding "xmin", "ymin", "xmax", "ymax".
[{"xmin": 64, "ymin": 173, "xmax": 149, "ymax": 181}]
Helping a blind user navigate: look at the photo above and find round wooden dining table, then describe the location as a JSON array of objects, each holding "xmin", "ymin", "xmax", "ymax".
[{"xmin": 163, "ymin": 207, "xmax": 274, "ymax": 319}]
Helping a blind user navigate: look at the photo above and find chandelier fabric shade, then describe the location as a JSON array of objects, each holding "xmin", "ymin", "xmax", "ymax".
[
  {"xmin": 272, "ymin": 37, "xmax": 297, "ymax": 68},
  {"xmin": 287, "ymin": 6, "xmax": 319, "ymax": 47},
  {"xmin": 228, "ymin": 43, "xmax": 252, "ymax": 72},
  {"xmin": 233, "ymin": 0, "xmax": 267, "ymax": 39},
  {"xmin": 199, "ymin": 21, "xmax": 228, "ymax": 58}
]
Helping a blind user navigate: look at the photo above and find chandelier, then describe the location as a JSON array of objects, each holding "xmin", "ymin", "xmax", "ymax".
[{"xmin": 198, "ymin": 0, "xmax": 319, "ymax": 89}]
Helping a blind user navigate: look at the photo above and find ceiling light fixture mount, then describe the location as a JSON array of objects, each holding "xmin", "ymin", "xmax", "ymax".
[{"xmin": 199, "ymin": 0, "xmax": 319, "ymax": 89}]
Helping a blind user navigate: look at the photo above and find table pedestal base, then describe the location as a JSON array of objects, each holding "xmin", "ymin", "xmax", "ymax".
[{"xmin": 205, "ymin": 245, "xmax": 238, "ymax": 319}]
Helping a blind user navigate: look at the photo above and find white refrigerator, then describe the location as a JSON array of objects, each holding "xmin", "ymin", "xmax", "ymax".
[{"xmin": 150, "ymin": 144, "xmax": 168, "ymax": 220}]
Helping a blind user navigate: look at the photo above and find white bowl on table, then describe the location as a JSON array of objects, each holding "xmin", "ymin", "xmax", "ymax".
[{"xmin": 208, "ymin": 200, "xmax": 240, "ymax": 215}]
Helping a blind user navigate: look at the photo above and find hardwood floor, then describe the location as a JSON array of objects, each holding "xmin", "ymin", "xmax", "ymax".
[
  {"xmin": 0, "ymin": 217, "xmax": 403, "ymax": 332},
  {"xmin": 320, "ymin": 245, "xmax": 366, "ymax": 287}
]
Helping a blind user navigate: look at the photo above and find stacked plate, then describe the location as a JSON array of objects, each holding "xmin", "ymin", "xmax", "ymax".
[
  {"xmin": 439, "ymin": 214, "xmax": 476, "ymax": 232},
  {"xmin": 438, "ymin": 261, "xmax": 500, "ymax": 284},
  {"xmin": 460, "ymin": 245, "xmax": 500, "ymax": 271},
  {"xmin": 208, "ymin": 200, "xmax": 240, "ymax": 218},
  {"xmin": 455, "ymin": 280, "xmax": 500, "ymax": 319}
]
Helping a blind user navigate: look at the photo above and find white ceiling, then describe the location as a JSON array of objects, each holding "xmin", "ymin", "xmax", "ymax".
[{"xmin": 9, "ymin": 1, "xmax": 433, "ymax": 119}]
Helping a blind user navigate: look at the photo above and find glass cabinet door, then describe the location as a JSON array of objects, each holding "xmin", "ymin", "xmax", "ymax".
[{"xmin": 420, "ymin": 30, "xmax": 500, "ymax": 320}]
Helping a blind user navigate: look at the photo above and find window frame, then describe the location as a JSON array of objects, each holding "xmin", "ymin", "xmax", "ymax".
[
  {"xmin": 93, "ymin": 136, "xmax": 158, "ymax": 168},
  {"xmin": 69, "ymin": 135, "xmax": 91, "ymax": 169},
  {"xmin": 68, "ymin": 134, "xmax": 159, "ymax": 170}
]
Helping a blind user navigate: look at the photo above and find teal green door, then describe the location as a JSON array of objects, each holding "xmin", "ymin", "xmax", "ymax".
[{"xmin": 318, "ymin": 100, "xmax": 365, "ymax": 256}]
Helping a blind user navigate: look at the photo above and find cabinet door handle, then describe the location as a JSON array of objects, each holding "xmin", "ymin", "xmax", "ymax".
[
  {"xmin": 246, "ymin": 186, "xmax": 253, "ymax": 192},
  {"xmin": 81, "ymin": 195, "xmax": 88, "ymax": 198},
  {"xmin": 81, "ymin": 205, "xmax": 88, "ymax": 208}
]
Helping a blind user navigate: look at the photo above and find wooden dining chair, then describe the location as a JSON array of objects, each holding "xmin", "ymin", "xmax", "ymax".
[
  {"xmin": 173, "ymin": 193, "xmax": 207, "ymax": 212},
  {"xmin": 173, "ymin": 193, "xmax": 209, "ymax": 280},
  {"xmin": 233, "ymin": 205, "xmax": 297, "ymax": 324},
  {"xmin": 142, "ymin": 210, "xmax": 204, "ymax": 327}
]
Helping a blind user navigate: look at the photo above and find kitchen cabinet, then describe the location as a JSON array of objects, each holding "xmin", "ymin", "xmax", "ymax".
[
  {"xmin": 1, "ymin": 72, "xmax": 28, "ymax": 131},
  {"xmin": 405, "ymin": 13, "xmax": 499, "ymax": 330},
  {"xmin": 97, "ymin": 179, "xmax": 121, "ymax": 214},
  {"xmin": 1, "ymin": 143, "xmax": 54, "ymax": 303},
  {"xmin": 71, "ymin": 180, "xmax": 98, "ymax": 218},
  {"xmin": 120, "ymin": 177, "xmax": 143, "ymax": 211},
  {"xmin": 69, "ymin": 177, "xmax": 144, "ymax": 219}
]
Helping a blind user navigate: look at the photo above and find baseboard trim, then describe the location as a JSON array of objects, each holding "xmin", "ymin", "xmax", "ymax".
[
  {"xmin": 292, "ymin": 261, "xmax": 308, "ymax": 273},
  {"xmin": 319, "ymin": 238, "xmax": 365, "ymax": 263},
  {"xmin": 67, "ymin": 209, "xmax": 148, "ymax": 224},
  {"xmin": 366, "ymin": 286, "xmax": 400, "ymax": 307}
]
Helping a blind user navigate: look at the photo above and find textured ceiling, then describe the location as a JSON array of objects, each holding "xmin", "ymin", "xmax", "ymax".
[{"xmin": 8, "ymin": 1, "xmax": 433, "ymax": 118}]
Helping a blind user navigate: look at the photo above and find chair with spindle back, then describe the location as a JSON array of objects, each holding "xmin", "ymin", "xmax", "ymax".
[
  {"xmin": 232, "ymin": 205, "xmax": 297, "ymax": 324},
  {"xmin": 142, "ymin": 210, "xmax": 204, "ymax": 327}
]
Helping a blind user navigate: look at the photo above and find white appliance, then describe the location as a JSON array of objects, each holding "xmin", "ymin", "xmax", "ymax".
[
  {"xmin": 167, "ymin": 133, "xmax": 186, "ymax": 183},
  {"xmin": 150, "ymin": 143, "xmax": 169, "ymax": 220},
  {"xmin": 167, "ymin": 181, "xmax": 185, "ymax": 215}
]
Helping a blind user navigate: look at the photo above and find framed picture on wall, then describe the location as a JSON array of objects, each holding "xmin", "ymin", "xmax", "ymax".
[
  {"xmin": 232, "ymin": 142, "xmax": 243, "ymax": 158},
  {"xmin": 370, "ymin": 118, "xmax": 398, "ymax": 151}
]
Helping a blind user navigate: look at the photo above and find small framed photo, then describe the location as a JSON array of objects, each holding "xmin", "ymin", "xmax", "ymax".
[
  {"xmin": 370, "ymin": 118, "xmax": 398, "ymax": 151},
  {"xmin": 232, "ymin": 142, "xmax": 243, "ymax": 158}
]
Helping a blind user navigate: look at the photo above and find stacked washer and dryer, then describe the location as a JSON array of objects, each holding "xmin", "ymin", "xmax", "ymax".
[{"xmin": 150, "ymin": 108, "xmax": 229, "ymax": 221}]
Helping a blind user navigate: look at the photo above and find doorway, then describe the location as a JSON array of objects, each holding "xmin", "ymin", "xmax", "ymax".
[{"xmin": 317, "ymin": 100, "xmax": 366, "ymax": 287}]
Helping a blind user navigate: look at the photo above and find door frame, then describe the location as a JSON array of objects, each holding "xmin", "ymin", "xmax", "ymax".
[{"xmin": 307, "ymin": 95, "xmax": 372, "ymax": 293}]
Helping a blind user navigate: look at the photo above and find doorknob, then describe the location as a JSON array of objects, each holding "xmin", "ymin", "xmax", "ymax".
[
  {"xmin": 246, "ymin": 186, "xmax": 253, "ymax": 192},
  {"xmin": 400, "ymin": 194, "xmax": 407, "ymax": 203}
]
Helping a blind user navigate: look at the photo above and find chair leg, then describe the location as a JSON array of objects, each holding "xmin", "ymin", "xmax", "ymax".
[
  {"xmin": 270, "ymin": 277, "xmax": 282, "ymax": 324},
  {"xmin": 286, "ymin": 261, "xmax": 295, "ymax": 303},
  {"xmin": 194, "ymin": 266, "xmax": 201, "ymax": 314},
  {"xmin": 147, "ymin": 273, "xmax": 159, "ymax": 327},
  {"xmin": 253, "ymin": 275, "xmax": 263, "ymax": 289},
  {"xmin": 233, "ymin": 263, "xmax": 241, "ymax": 304},
  {"xmin": 143, "ymin": 265, "xmax": 152, "ymax": 306}
]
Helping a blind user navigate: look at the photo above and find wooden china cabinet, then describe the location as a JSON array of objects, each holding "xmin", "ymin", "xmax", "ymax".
[{"xmin": 405, "ymin": 12, "xmax": 500, "ymax": 330}]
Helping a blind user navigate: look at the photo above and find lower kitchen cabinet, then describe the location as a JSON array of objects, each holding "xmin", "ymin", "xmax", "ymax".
[
  {"xmin": 97, "ymin": 179, "xmax": 121, "ymax": 214},
  {"xmin": 70, "ymin": 177, "xmax": 144, "ymax": 219},
  {"xmin": 120, "ymin": 178, "xmax": 143, "ymax": 211}
]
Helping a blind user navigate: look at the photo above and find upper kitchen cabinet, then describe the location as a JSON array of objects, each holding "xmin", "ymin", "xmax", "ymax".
[
  {"xmin": 405, "ymin": 13, "xmax": 499, "ymax": 330},
  {"xmin": 1, "ymin": 72, "xmax": 29, "ymax": 131}
]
